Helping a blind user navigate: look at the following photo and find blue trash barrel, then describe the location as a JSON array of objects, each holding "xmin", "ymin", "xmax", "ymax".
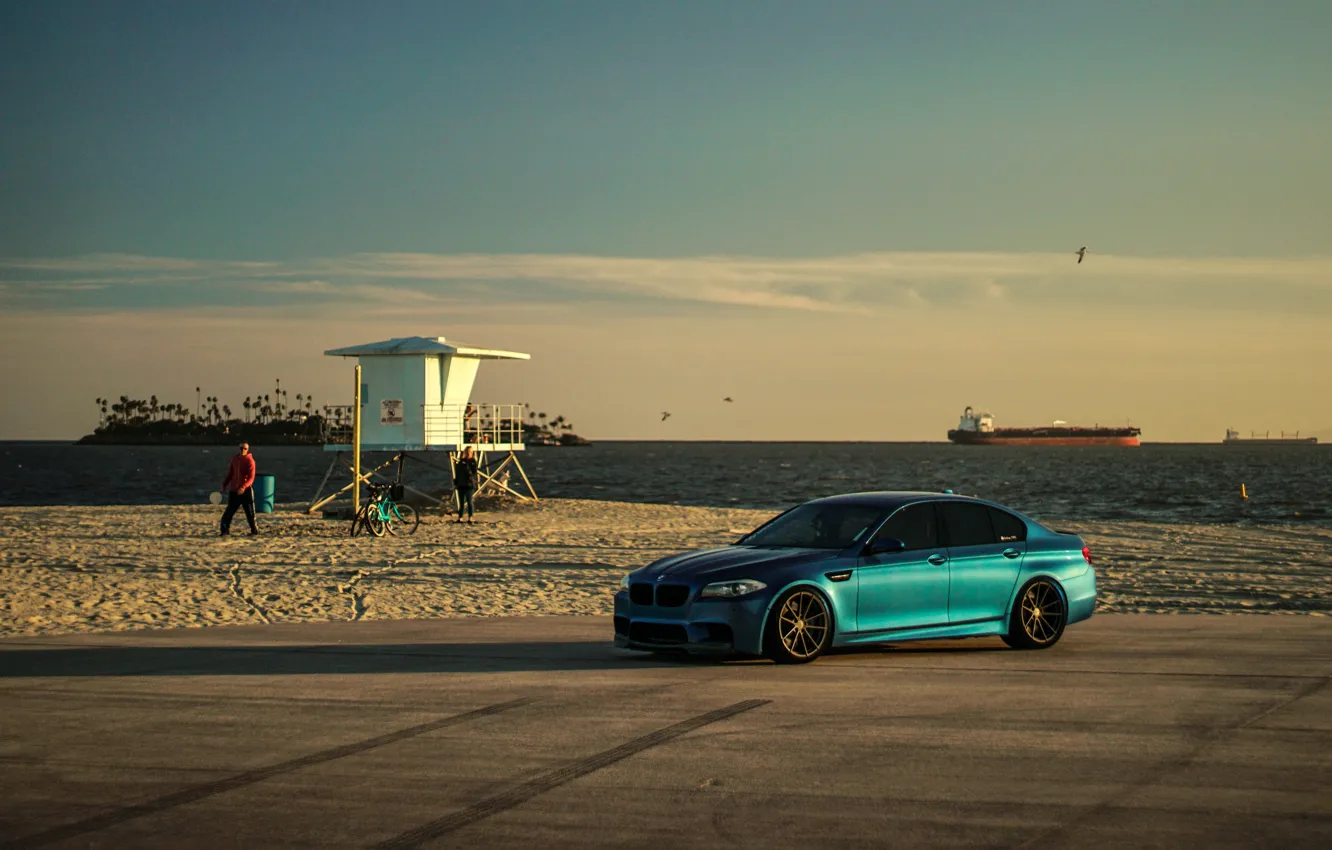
[{"xmin": 253, "ymin": 474, "xmax": 276, "ymax": 513}]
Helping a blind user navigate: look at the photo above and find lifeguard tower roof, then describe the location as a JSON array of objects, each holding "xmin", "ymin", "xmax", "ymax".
[
  {"xmin": 320, "ymin": 334, "xmax": 530, "ymax": 453},
  {"xmin": 324, "ymin": 336, "xmax": 529, "ymax": 360}
]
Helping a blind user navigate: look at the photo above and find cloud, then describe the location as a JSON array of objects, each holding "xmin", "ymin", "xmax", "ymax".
[{"xmin": 3, "ymin": 250, "xmax": 1330, "ymax": 317}]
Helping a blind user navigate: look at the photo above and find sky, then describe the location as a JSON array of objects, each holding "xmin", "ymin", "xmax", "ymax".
[{"xmin": 1, "ymin": 0, "xmax": 1329, "ymax": 441}]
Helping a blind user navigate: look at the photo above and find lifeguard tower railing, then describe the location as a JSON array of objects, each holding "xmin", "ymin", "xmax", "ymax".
[{"xmin": 322, "ymin": 402, "xmax": 526, "ymax": 450}]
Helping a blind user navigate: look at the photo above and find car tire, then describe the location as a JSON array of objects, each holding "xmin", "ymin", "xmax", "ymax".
[
  {"xmin": 764, "ymin": 587, "xmax": 833, "ymax": 664},
  {"xmin": 1002, "ymin": 578, "xmax": 1067, "ymax": 650}
]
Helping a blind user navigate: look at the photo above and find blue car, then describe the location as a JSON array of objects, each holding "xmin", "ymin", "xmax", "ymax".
[{"xmin": 613, "ymin": 491, "xmax": 1096, "ymax": 663}]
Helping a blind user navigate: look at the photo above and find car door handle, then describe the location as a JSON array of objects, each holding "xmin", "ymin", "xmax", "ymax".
[
  {"xmin": 927, "ymin": 554, "xmax": 947, "ymax": 565},
  {"xmin": 1002, "ymin": 548, "xmax": 1022, "ymax": 559}
]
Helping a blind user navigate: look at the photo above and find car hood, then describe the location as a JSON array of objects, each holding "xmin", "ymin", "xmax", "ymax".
[{"xmin": 640, "ymin": 546, "xmax": 838, "ymax": 582}]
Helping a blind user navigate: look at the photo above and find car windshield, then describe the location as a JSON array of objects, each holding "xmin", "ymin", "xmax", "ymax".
[{"xmin": 739, "ymin": 503, "xmax": 888, "ymax": 550}]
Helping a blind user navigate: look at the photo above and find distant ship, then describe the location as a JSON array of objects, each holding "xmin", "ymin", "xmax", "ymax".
[
  {"xmin": 1223, "ymin": 428, "xmax": 1317, "ymax": 445},
  {"xmin": 947, "ymin": 407, "xmax": 1141, "ymax": 446}
]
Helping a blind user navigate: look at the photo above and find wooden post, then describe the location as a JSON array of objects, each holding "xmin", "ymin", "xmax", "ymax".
[{"xmin": 353, "ymin": 364, "xmax": 362, "ymax": 516}]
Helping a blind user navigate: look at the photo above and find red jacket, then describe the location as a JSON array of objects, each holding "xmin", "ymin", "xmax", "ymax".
[{"xmin": 223, "ymin": 453, "xmax": 256, "ymax": 493}]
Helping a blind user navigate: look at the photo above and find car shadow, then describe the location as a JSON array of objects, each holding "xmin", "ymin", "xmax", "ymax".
[
  {"xmin": 0, "ymin": 641, "xmax": 671, "ymax": 678},
  {"xmin": 0, "ymin": 636, "xmax": 1016, "ymax": 679}
]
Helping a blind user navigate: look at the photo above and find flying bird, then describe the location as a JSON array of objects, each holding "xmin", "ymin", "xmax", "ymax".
[
  {"xmin": 723, "ymin": 397, "xmax": 733, "ymax": 403},
  {"xmin": 661, "ymin": 411, "xmax": 671, "ymax": 421},
  {"xmin": 1076, "ymin": 247, "xmax": 1087, "ymax": 264}
]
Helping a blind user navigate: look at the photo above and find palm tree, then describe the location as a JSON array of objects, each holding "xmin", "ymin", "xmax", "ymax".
[
  {"xmin": 149, "ymin": 395, "xmax": 159, "ymax": 421},
  {"xmin": 243, "ymin": 397, "xmax": 251, "ymax": 422}
]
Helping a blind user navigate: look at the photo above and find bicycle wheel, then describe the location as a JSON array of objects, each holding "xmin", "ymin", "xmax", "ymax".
[
  {"xmin": 387, "ymin": 503, "xmax": 420, "ymax": 536},
  {"xmin": 349, "ymin": 506, "xmax": 365, "ymax": 537},
  {"xmin": 366, "ymin": 510, "xmax": 387, "ymax": 537}
]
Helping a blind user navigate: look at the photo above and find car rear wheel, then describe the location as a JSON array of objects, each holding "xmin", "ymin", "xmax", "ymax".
[
  {"xmin": 764, "ymin": 588, "xmax": 832, "ymax": 664},
  {"xmin": 1002, "ymin": 578, "xmax": 1067, "ymax": 649}
]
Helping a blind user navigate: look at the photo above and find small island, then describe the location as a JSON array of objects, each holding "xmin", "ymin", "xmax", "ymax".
[{"xmin": 79, "ymin": 384, "xmax": 590, "ymax": 447}]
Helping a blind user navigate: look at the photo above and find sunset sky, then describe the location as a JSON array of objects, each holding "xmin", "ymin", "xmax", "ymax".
[{"xmin": 2, "ymin": 0, "xmax": 1328, "ymax": 441}]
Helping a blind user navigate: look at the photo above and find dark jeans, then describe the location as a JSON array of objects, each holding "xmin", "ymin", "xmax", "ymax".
[
  {"xmin": 456, "ymin": 487, "xmax": 475, "ymax": 519},
  {"xmin": 221, "ymin": 488, "xmax": 257, "ymax": 534}
]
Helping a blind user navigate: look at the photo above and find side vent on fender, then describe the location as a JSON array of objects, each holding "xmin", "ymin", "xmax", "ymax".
[{"xmin": 824, "ymin": 570, "xmax": 853, "ymax": 583}]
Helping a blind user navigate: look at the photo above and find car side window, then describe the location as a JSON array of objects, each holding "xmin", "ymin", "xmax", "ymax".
[
  {"xmin": 872, "ymin": 502, "xmax": 938, "ymax": 551},
  {"xmin": 989, "ymin": 508, "xmax": 1027, "ymax": 543},
  {"xmin": 939, "ymin": 502, "xmax": 996, "ymax": 547}
]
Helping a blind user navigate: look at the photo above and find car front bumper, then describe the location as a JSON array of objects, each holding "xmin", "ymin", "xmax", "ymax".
[{"xmin": 613, "ymin": 589, "xmax": 770, "ymax": 656}]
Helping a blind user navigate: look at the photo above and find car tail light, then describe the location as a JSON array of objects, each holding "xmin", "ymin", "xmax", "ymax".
[{"xmin": 1082, "ymin": 545, "xmax": 1093, "ymax": 565}]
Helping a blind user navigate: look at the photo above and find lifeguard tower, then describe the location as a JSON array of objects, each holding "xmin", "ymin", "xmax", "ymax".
[{"xmin": 305, "ymin": 335, "xmax": 538, "ymax": 514}]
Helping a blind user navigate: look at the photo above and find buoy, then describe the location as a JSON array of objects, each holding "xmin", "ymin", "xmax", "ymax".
[{"xmin": 1240, "ymin": 483, "xmax": 1248, "ymax": 500}]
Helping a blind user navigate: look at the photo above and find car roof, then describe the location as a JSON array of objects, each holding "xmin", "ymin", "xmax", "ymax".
[{"xmin": 808, "ymin": 491, "xmax": 997, "ymax": 511}]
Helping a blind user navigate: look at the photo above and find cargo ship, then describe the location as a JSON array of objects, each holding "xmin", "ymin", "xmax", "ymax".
[
  {"xmin": 947, "ymin": 407, "xmax": 1141, "ymax": 446},
  {"xmin": 1223, "ymin": 428, "xmax": 1317, "ymax": 445}
]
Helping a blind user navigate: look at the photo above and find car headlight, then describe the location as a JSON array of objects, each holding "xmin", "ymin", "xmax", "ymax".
[
  {"xmin": 698, "ymin": 579, "xmax": 767, "ymax": 599},
  {"xmin": 618, "ymin": 574, "xmax": 631, "ymax": 591}
]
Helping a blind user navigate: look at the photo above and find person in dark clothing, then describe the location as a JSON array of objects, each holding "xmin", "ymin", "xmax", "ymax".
[
  {"xmin": 453, "ymin": 446, "xmax": 480, "ymax": 523},
  {"xmin": 219, "ymin": 442, "xmax": 259, "ymax": 536}
]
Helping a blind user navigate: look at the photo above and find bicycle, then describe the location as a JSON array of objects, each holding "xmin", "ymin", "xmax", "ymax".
[{"xmin": 348, "ymin": 483, "xmax": 421, "ymax": 537}]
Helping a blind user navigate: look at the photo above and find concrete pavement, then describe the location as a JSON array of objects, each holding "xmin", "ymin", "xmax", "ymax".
[{"xmin": 1, "ymin": 614, "xmax": 1330, "ymax": 849}]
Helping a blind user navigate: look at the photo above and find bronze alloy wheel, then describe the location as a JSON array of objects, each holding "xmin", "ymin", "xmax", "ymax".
[
  {"xmin": 1004, "ymin": 578, "xmax": 1067, "ymax": 649},
  {"xmin": 771, "ymin": 589, "xmax": 831, "ymax": 663}
]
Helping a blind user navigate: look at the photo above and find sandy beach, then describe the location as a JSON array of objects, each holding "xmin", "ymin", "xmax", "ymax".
[{"xmin": 2, "ymin": 499, "xmax": 1329, "ymax": 638}]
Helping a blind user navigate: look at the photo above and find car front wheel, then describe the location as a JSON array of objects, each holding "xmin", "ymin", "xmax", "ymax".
[
  {"xmin": 764, "ymin": 588, "xmax": 833, "ymax": 664},
  {"xmin": 1002, "ymin": 578, "xmax": 1067, "ymax": 649}
]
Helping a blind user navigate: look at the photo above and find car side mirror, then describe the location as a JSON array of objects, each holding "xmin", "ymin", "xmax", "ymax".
[{"xmin": 864, "ymin": 537, "xmax": 906, "ymax": 556}]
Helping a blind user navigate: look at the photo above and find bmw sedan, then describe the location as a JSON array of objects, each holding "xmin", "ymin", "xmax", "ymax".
[{"xmin": 613, "ymin": 491, "xmax": 1096, "ymax": 663}]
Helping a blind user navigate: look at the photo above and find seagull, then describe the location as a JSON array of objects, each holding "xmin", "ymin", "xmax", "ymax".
[
  {"xmin": 1076, "ymin": 247, "xmax": 1087, "ymax": 264},
  {"xmin": 723, "ymin": 397, "xmax": 733, "ymax": 403},
  {"xmin": 661, "ymin": 411, "xmax": 671, "ymax": 421}
]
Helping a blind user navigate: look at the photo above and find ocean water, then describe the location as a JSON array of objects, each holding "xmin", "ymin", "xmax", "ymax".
[{"xmin": 1, "ymin": 441, "xmax": 1329, "ymax": 526}]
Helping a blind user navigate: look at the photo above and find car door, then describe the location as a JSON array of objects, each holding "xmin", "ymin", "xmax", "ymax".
[
  {"xmin": 939, "ymin": 502, "xmax": 1025, "ymax": 624},
  {"xmin": 856, "ymin": 501, "xmax": 950, "ymax": 633}
]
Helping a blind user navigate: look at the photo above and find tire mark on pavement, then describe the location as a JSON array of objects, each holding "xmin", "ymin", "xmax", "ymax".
[
  {"xmin": 2, "ymin": 698, "xmax": 536, "ymax": 850},
  {"xmin": 1011, "ymin": 676, "xmax": 1331, "ymax": 849},
  {"xmin": 373, "ymin": 699, "xmax": 772, "ymax": 849}
]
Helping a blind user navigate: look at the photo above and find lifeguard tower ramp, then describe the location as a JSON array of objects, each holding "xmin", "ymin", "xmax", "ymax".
[{"xmin": 306, "ymin": 335, "xmax": 537, "ymax": 514}]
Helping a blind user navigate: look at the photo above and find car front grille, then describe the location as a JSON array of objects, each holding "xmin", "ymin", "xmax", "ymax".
[
  {"xmin": 628, "ymin": 622, "xmax": 688, "ymax": 645},
  {"xmin": 655, "ymin": 584, "xmax": 690, "ymax": 607},
  {"xmin": 629, "ymin": 583, "xmax": 654, "ymax": 605}
]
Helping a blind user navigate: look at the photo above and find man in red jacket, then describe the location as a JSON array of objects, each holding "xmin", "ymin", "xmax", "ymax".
[{"xmin": 219, "ymin": 442, "xmax": 259, "ymax": 536}]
